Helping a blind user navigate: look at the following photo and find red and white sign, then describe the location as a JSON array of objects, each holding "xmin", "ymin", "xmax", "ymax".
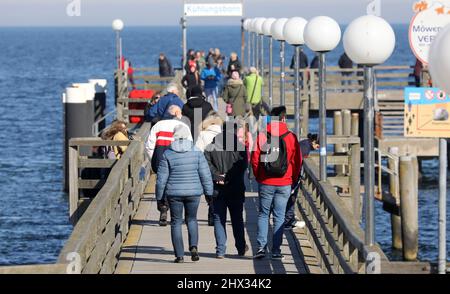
[{"xmin": 409, "ymin": 0, "xmax": 450, "ymax": 64}]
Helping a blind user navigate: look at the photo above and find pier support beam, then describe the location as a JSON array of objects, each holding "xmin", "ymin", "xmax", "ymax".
[{"xmin": 399, "ymin": 156, "xmax": 419, "ymax": 261}]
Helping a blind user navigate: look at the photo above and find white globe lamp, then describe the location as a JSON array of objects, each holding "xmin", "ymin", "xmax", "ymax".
[
  {"xmin": 284, "ymin": 17, "xmax": 308, "ymax": 46},
  {"xmin": 271, "ymin": 18, "xmax": 288, "ymax": 41},
  {"xmin": 263, "ymin": 18, "xmax": 276, "ymax": 37},
  {"xmin": 343, "ymin": 15, "xmax": 395, "ymax": 66},
  {"xmin": 429, "ymin": 24, "xmax": 450, "ymax": 94},
  {"xmin": 304, "ymin": 16, "xmax": 341, "ymax": 52},
  {"xmin": 255, "ymin": 18, "xmax": 267, "ymax": 35},
  {"xmin": 112, "ymin": 19, "xmax": 124, "ymax": 32}
]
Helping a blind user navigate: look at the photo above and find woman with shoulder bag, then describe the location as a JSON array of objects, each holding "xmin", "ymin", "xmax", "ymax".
[{"xmin": 223, "ymin": 71, "xmax": 248, "ymax": 117}]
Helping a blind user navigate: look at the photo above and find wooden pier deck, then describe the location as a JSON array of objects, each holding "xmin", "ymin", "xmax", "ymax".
[{"xmin": 115, "ymin": 176, "xmax": 322, "ymax": 274}]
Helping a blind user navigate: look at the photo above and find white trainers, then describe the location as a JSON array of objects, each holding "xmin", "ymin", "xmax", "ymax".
[{"xmin": 292, "ymin": 221, "xmax": 306, "ymax": 229}]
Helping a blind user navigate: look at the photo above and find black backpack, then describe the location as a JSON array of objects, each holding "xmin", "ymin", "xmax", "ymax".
[{"xmin": 261, "ymin": 132, "xmax": 290, "ymax": 177}]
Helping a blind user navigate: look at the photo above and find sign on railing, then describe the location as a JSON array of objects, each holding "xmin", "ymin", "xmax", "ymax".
[{"xmin": 184, "ymin": 3, "xmax": 243, "ymax": 17}]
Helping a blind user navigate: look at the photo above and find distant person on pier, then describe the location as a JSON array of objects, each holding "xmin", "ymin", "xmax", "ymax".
[
  {"xmin": 290, "ymin": 51, "xmax": 309, "ymax": 86},
  {"xmin": 196, "ymin": 51, "xmax": 207, "ymax": 73},
  {"xmin": 338, "ymin": 52, "xmax": 354, "ymax": 92},
  {"xmin": 100, "ymin": 120, "xmax": 130, "ymax": 160},
  {"xmin": 251, "ymin": 106, "xmax": 302, "ymax": 260},
  {"xmin": 201, "ymin": 62, "xmax": 222, "ymax": 111},
  {"xmin": 223, "ymin": 71, "xmax": 248, "ymax": 117},
  {"xmin": 182, "ymin": 85, "xmax": 214, "ymax": 141},
  {"xmin": 182, "ymin": 66, "xmax": 202, "ymax": 96},
  {"xmin": 227, "ymin": 52, "xmax": 242, "ymax": 78},
  {"xmin": 159, "ymin": 53, "xmax": 175, "ymax": 77},
  {"xmin": 204, "ymin": 121, "xmax": 249, "ymax": 258},
  {"xmin": 156, "ymin": 124, "xmax": 213, "ymax": 263},
  {"xmin": 145, "ymin": 105, "xmax": 192, "ymax": 226},
  {"xmin": 244, "ymin": 67, "xmax": 264, "ymax": 119},
  {"xmin": 145, "ymin": 84, "xmax": 184, "ymax": 125},
  {"xmin": 413, "ymin": 58, "xmax": 424, "ymax": 87}
]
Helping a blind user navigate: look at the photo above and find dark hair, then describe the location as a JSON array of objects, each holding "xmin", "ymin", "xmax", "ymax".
[
  {"xmin": 270, "ymin": 106, "xmax": 287, "ymax": 120},
  {"xmin": 308, "ymin": 133, "xmax": 319, "ymax": 143}
]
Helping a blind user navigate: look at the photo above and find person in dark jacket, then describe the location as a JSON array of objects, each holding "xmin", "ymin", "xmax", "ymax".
[
  {"xmin": 145, "ymin": 84, "xmax": 184, "ymax": 124},
  {"xmin": 159, "ymin": 53, "xmax": 175, "ymax": 77},
  {"xmin": 182, "ymin": 85, "xmax": 214, "ymax": 141},
  {"xmin": 204, "ymin": 121, "xmax": 249, "ymax": 258},
  {"xmin": 338, "ymin": 52, "xmax": 354, "ymax": 92},
  {"xmin": 156, "ymin": 124, "xmax": 214, "ymax": 263},
  {"xmin": 227, "ymin": 52, "xmax": 242, "ymax": 77},
  {"xmin": 182, "ymin": 66, "xmax": 202, "ymax": 96},
  {"xmin": 290, "ymin": 51, "xmax": 309, "ymax": 86}
]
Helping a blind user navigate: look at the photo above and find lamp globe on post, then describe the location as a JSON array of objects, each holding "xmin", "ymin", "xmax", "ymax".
[
  {"xmin": 304, "ymin": 16, "xmax": 341, "ymax": 182},
  {"xmin": 271, "ymin": 18, "xmax": 289, "ymax": 105},
  {"xmin": 284, "ymin": 17, "xmax": 308, "ymax": 137},
  {"xmin": 429, "ymin": 23, "xmax": 450, "ymax": 275},
  {"xmin": 250, "ymin": 18, "xmax": 259, "ymax": 67},
  {"xmin": 243, "ymin": 19, "xmax": 252, "ymax": 68},
  {"xmin": 343, "ymin": 15, "xmax": 395, "ymax": 247},
  {"xmin": 255, "ymin": 18, "xmax": 267, "ymax": 78},
  {"xmin": 112, "ymin": 19, "xmax": 124, "ymax": 70},
  {"xmin": 263, "ymin": 18, "xmax": 277, "ymax": 107}
]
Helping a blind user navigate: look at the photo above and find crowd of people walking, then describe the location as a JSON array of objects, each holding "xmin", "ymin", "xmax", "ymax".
[{"xmin": 143, "ymin": 49, "xmax": 322, "ymax": 264}]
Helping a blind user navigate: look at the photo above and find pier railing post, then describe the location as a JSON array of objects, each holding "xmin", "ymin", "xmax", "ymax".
[
  {"xmin": 334, "ymin": 111, "xmax": 344, "ymax": 177},
  {"xmin": 69, "ymin": 144, "xmax": 79, "ymax": 224}
]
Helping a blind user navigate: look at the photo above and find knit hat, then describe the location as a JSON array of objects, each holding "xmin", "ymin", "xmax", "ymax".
[{"xmin": 173, "ymin": 124, "xmax": 191, "ymax": 140}]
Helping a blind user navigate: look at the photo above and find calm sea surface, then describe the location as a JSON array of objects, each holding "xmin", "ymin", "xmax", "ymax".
[{"xmin": 0, "ymin": 25, "xmax": 448, "ymax": 265}]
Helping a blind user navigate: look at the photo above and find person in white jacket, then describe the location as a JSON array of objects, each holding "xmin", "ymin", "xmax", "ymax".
[
  {"xmin": 195, "ymin": 112, "xmax": 223, "ymax": 152},
  {"xmin": 144, "ymin": 105, "xmax": 192, "ymax": 226}
]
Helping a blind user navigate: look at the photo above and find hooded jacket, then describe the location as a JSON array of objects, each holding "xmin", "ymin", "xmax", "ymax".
[
  {"xmin": 146, "ymin": 93, "xmax": 184, "ymax": 122},
  {"xmin": 251, "ymin": 121, "xmax": 302, "ymax": 186},
  {"xmin": 200, "ymin": 67, "xmax": 222, "ymax": 89},
  {"xmin": 223, "ymin": 79, "xmax": 248, "ymax": 117},
  {"xmin": 156, "ymin": 139, "xmax": 214, "ymax": 200},
  {"xmin": 195, "ymin": 115, "xmax": 223, "ymax": 152},
  {"xmin": 182, "ymin": 96, "xmax": 214, "ymax": 139},
  {"xmin": 204, "ymin": 125, "xmax": 248, "ymax": 197}
]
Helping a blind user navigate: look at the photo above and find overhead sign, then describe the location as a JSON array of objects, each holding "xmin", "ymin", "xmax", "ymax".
[
  {"xmin": 404, "ymin": 87, "xmax": 450, "ymax": 138},
  {"xmin": 409, "ymin": 0, "xmax": 450, "ymax": 64},
  {"xmin": 184, "ymin": 3, "xmax": 243, "ymax": 17}
]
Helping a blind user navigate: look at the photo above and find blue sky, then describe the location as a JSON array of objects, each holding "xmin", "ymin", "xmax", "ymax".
[{"xmin": 0, "ymin": 0, "xmax": 416, "ymax": 27}]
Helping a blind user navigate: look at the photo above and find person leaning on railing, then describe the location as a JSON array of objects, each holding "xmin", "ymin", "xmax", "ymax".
[{"xmin": 101, "ymin": 120, "xmax": 130, "ymax": 160}]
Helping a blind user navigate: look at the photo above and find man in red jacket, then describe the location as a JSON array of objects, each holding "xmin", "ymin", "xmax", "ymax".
[{"xmin": 251, "ymin": 106, "xmax": 302, "ymax": 260}]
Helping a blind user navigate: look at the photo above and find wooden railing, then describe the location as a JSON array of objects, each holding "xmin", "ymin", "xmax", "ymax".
[{"xmin": 298, "ymin": 157, "xmax": 388, "ymax": 274}]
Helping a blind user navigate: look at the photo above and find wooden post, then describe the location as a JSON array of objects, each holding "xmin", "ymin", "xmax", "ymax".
[
  {"xmin": 69, "ymin": 144, "xmax": 79, "ymax": 224},
  {"xmin": 399, "ymin": 156, "xmax": 418, "ymax": 261},
  {"xmin": 388, "ymin": 147, "xmax": 402, "ymax": 250},
  {"xmin": 301, "ymin": 72, "xmax": 310, "ymax": 136},
  {"xmin": 343, "ymin": 110, "xmax": 351, "ymax": 150},
  {"xmin": 350, "ymin": 141, "xmax": 361, "ymax": 222},
  {"xmin": 351, "ymin": 113, "xmax": 359, "ymax": 136},
  {"xmin": 334, "ymin": 111, "xmax": 344, "ymax": 176}
]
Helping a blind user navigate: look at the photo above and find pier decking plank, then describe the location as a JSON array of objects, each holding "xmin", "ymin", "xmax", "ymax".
[{"xmin": 116, "ymin": 185, "xmax": 321, "ymax": 274}]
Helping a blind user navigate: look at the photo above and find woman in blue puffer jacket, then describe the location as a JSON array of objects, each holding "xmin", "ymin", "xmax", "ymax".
[{"xmin": 156, "ymin": 124, "xmax": 214, "ymax": 263}]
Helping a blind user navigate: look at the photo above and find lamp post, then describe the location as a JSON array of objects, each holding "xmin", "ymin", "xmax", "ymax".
[
  {"xmin": 255, "ymin": 18, "xmax": 267, "ymax": 87},
  {"xmin": 284, "ymin": 17, "xmax": 308, "ymax": 138},
  {"xmin": 304, "ymin": 16, "xmax": 342, "ymax": 182},
  {"xmin": 243, "ymin": 19, "xmax": 252, "ymax": 68},
  {"xmin": 112, "ymin": 19, "xmax": 124, "ymax": 70},
  {"xmin": 263, "ymin": 18, "xmax": 276, "ymax": 107},
  {"xmin": 271, "ymin": 18, "xmax": 288, "ymax": 106},
  {"xmin": 343, "ymin": 15, "xmax": 396, "ymax": 247},
  {"xmin": 251, "ymin": 18, "xmax": 259, "ymax": 68},
  {"xmin": 429, "ymin": 24, "xmax": 450, "ymax": 275}
]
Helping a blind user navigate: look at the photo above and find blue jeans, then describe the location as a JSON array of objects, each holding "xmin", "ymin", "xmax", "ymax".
[
  {"xmin": 213, "ymin": 192, "xmax": 246, "ymax": 256},
  {"xmin": 168, "ymin": 196, "xmax": 200, "ymax": 258},
  {"xmin": 205, "ymin": 87, "xmax": 219, "ymax": 111},
  {"xmin": 257, "ymin": 184, "xmax": 291, "ymax": 255}
]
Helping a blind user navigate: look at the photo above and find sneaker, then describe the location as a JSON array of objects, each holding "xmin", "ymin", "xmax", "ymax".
[
  {"xmin": 271, "ymin": 253, "xmax": 285, "ymax": 260},
  {"xmin": 292, "ymin": 221, "xmax": 306, "ymax": 229},
  {"xmin": 159, "ymin": 211, "xmax": 168, "ymax": 227},
  {"xmin": 174, "ymin": 257, "xmax": 184, "ymax": 263},
  {"xmin": 253, "ymin": 249, "xmax": 266, "ymax": 259},
  {"xmin": 238, "ymin": 244, "xmax": 250, "ymax": 257},
  {"xmin": 190, "ymin": 246, "xmax": 200, "ymax": 262},
  {"xmin": 216, "ymin": 255, "xmax": 225, "ymax": 259}
]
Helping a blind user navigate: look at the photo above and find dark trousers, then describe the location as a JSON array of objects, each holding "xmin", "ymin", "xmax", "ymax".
[
  {"xmin": 213, "ymin": 191, "xmax": 246, "ymax": 256},
  {"xmin": 284, "ymin": 182, "xmax": 301, "ymax": 227},
  {"xmin": 168, "ymin": 196, "xmax": 200, "ymax": 258}
]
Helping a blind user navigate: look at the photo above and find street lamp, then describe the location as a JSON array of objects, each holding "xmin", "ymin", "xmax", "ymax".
[
  {"xmin": 271, "ymin": 18, "xmax": 288, "ymax": 106},
  {"xmin": 263, "ymin": 18, "xmax": 277, "ymax": 107},
  {"xmin": 429, "ymin": 23, "xmax": 450, "ymax": 275},
  {"xmin": 284, "ymin": 17, "xmax": 308, "ymax": 138},
  {"xmin": 255, "ymin": 18, "xmax": 267, "ymax": 84},
  {"xmin": 250, "ymin": 18, "xmax": 259, "ymax": 68},
  {"xmin": 243, "ymin": 19, "xmax": 252, "ymax": 68},
  {"xmin": 343, "ymin": 15, "xmax": 395, "ymax": 246},
  {"xmin": 112, "ymin": 19, "xmax": 124, "ymax": 70},
  {"xmin": 304, "ymin": 16, "xmax": 341, "ymax": 182}
]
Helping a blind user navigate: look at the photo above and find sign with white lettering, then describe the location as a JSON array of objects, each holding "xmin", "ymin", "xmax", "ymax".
[
  {"xmin": 409, "ymin": 0, "xmax": 450, "ymax": 64},
  {"xmin": 184, "ymin": 3, "xmax": 243, "ymax": 17}
]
